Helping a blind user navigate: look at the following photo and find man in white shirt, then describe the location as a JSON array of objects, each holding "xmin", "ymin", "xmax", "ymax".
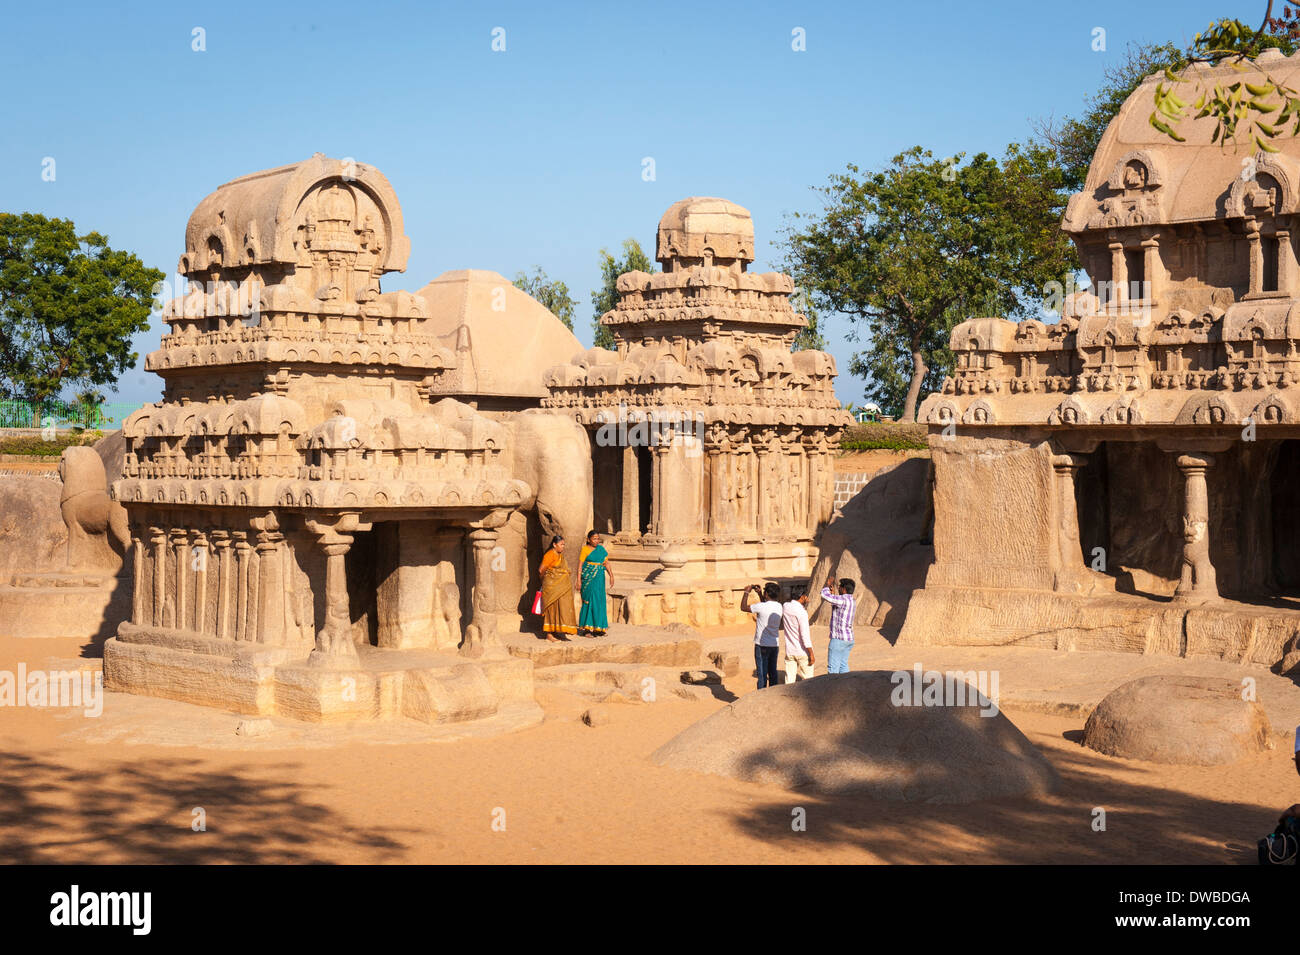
[
  {"xmin": 781, "ymin": 586, "xmax": 815, "ymax": 683},
  {"xmin": 741, "ymin": 582, "xmax": 784, "ymax": 689}
]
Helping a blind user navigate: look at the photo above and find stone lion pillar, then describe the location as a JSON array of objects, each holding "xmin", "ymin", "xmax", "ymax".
[
  {"xmin": 1174, "ymin": 453, "xmax": 1218, "ymax": 603},
  {"xmin": 306, "ymin": 514, "xmax": 365, "ymax": 665},
  {"xmin": 460, "ymin": 525, "xmax": 506, "ymax": 658}
]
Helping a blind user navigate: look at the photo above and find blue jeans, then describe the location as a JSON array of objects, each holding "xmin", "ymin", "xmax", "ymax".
[
  {"xmin": 754, "ymin": 645, "xmax": 779, "ymax": 688},
  {"xmin": 827, "ymin": 639, "xmax": 853, "ymax": 673}
]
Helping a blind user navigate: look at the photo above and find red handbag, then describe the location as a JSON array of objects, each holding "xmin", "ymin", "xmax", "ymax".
[{"xmin": 531, "ymin": 591, "xmax": 543, "ymax": 615}]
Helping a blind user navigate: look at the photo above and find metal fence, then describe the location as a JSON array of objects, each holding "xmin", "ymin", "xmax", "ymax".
[{"xmin": 0, "ymin": 399, "xmax": 140, "ymax": 430}]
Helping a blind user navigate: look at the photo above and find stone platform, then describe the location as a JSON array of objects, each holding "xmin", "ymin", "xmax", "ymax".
[
  {"xmin": 607, "ymin": 576, "xmax": 808, "ymax": 628},
  {"xmin": 899, "ymin": 586, "xmax": 1300, "ymax": 674},
  {"xmin": 502, "ymin": 622, "xmax": 729, "ymax": 700},
  {"xmin": 104, "ymin": 623, "xmax": 540, "ymax": 726},
  {"xmin": 0, "ymin": 573, "xmax": 131, "ymax": 640}
]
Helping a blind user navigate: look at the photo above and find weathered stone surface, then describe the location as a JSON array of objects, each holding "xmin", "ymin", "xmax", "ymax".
[
  {"xmin": 707, "ymin": 650, "xmax": 739, "ymax": 677},
  {"xmin": 653, "ymin": 671, "xmax": 1058, "ymax": 801},
  {"xmin": 236, "ymin": 718, "xmax": 274, "ymax": 737},
  {"xmin": 681, "ymin": 669, "xmax": 721, "ymax": 685},
  {"xmin": 1082, "ymin": 674, "xmax": 1273, "ymax": 765},
  {"xmin": 86, "ymin": 156, "xmax": 853, "ymax": 728},
  {"xmin": 810, "ymin": 458, "xmax": 932, "ymax": 637},
  {"xmin": 0, "ymin": 476, "xmax": 66, "ymax": 578},
  {"xmin": 896, "ymin": 52, "xmax": 1300, "ymax": 671}
]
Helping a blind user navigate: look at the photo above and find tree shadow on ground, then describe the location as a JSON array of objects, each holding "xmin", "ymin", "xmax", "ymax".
[
  {"xmin": 0, "ymin": 750, "xmax": 412, "ymax": 864},
  {"xmin": 718, "ymin": 728, "xmax": 1286, "ymax": 864}
]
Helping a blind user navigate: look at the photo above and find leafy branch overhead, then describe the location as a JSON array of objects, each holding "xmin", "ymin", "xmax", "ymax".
[{"xmin": 1150, "ymin": 6, "xmax": 1300, "ymax": 149}]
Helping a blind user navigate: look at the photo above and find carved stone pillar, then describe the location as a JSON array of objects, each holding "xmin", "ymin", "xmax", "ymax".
[
  {"xmin": 1051, "ymin": 453, "xmax": 1090, "ymax": 593},
  {"xmin": 234, "ymin": 532, "xmax": 252, "ymax": 641},
  {"xmin": 130, "ymin": 528, "xmax": 145, "ymax": 625},
  {"xmin": 1108, "ymin": 240, "xmax": 1127, "ymax": 308},
  {"xmin": 149, "ymin": 526, "xmax": 167, "ymax": 628},
  {"xmin": 1141, "ymin": 236, "xmax": 1160, "ymax": 305},
  {"xmin": 621, "ymin": 443, "xmax": 639, "ymax": 539},
  {"xmin": 169, "ymin": 529, "xmax": 189, "ymax": 631},
  {"xmin": 705, "ymin": 448, "xmax": 722, "ymax": 540},
  {"xmin": 192, "ymin": 530, "xmax": 209, "ymax": 635},
  {"xmin": 210, "ymin": 530, "xmax": 232, "ymax": 639},
  {"xmin": 460, "ymin": 525, "xmax": 506, "ymax": 658},
  {"xmin": 1247, "ymin": 219, "xmax": 1262, "ymax": 294},
  {"xmin": 754, "ymin": 446, "xmax": 770, "ymax": 539},
  {"xmin": 1174, "ymin": 453, "xmax": 1219, "ymax": 603},
  {"xmin": 254, "ymin": 521, "xmax": 285, "ymax": 645},
  {"xmin": 805, "ymin": 445, "xmax": 823, "ymax": 535},
  {"xmin": 1279, "ymin": 228, "xmax": 1294, "ymax": 293},
  {"xmin": 649, "ymin": 445, "xmax": 668, "ymax": 540},
  {"xmin": 306, "ymin": 514, "xmax": 364, "ymax": 665}
]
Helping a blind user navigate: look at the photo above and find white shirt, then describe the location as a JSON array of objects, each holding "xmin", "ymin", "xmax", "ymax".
[
  {"xmin": 751, "ymin": 600, "xmax": 783, "ymax": 647},
  {"xmin": 781, "ymin": 600, "xmax": 811, "ymax": 656}
]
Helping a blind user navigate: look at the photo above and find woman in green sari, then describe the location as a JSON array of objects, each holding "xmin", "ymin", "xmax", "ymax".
[{"xmin": 578, "ymin": 530, "xmax": 614, "ymax": 638}]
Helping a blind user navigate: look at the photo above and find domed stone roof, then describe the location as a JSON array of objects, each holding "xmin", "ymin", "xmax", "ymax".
[
  {"xmin": 180, "ymin": 153, "xmax": 410, "ymax": 277},
  {"xmin": 1064, "ymin": 49, "xmax": 1300, "ymax": 232},
  {"xmin": 415, "ymin": 269, "xmax": 583, "ymax": 400},
  {"xmin": 656, "ymin": 197, "xmax": 755, "ymax": 266}
]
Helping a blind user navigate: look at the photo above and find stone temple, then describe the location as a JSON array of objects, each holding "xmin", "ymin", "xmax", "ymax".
[
  {"xmin": 903, "ymin": 49, "xmax": 1300, "ymax": 677},
  {"xmin": 102, "ymin": 157, "xmax": 848, "ymax": 722},
  {"xmin": 544, "ymin": 197, "xmax": 851, "ymax": 625}
]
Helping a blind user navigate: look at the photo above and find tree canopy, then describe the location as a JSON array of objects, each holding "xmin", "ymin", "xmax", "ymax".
[
  {"xmin": 783, "ymin": 146, "xmax": 1076, "ymax": 422},
  {"xmin": 0, "ymin": 213, "xmax": 162, "ymax": 422},
  {"xmin": 591, "ymin": 238, "xmax": 654, "ymax": 350},
  {"xmin": 512, "ymin": 266, "xmax": 576, "ymax": 331}
]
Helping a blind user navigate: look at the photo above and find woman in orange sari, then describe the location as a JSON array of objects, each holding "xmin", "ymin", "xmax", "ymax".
[{"xmin": 539, "ymin": 535, "xmax": 578, "ymax": 641}]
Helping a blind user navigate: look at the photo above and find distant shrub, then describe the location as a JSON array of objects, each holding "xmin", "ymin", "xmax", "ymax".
[
  {"xmin": 0, "ymin": 432, "xmax": 101, "ymax": 457},
  {"xmin": 840, "ymin": 421, "xmax": 929, "ymax": 452}
]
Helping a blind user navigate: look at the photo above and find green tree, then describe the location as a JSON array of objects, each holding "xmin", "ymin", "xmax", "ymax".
[
  {"xmin": 790, "ymin": 285, "xmax": 827, "ymax": 351},
  {"xmin": 512, "ymin": 266, "xmax": 576, "ymax": 331},
  {"xmin": 591, "ymin": 238, "xmax": 654, "ymax": 350},
  {"xmin": 784, "ymin": 146, "xmax": 1076, "ymax": 422},
  {"xmin": 0, "ymin": 213, "xmax": 162, "ymax": 425}
]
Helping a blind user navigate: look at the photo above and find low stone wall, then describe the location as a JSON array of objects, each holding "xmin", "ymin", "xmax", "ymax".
[{"xmin": 833, "ymin": 472, "xmax": 873, "ymax": 510}]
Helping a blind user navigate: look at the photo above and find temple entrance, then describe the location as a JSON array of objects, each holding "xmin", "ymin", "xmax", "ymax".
[
  {"xmin": 1270, "ymin": 440, "xmax": 1300, "ymax": 591},
  {"xmin": 1074, "ymin": 441, "xmax": 1183, "ymax": 597},
  {"xmin": 344, "ymin": 526, "xmax": 381, "ymax": 646},
  {"xmin": 592, "ymin": 440, "xmax": 622, "ymax": 536}
]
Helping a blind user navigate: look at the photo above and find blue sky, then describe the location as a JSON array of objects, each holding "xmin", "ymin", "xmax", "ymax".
[{"xmin": 0, "ymin": 0, "xmax": 1251, "ymax": 407}]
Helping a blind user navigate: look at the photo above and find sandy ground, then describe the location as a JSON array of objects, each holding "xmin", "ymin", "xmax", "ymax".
[{"xmin": 1, "ymin": 626, "xmax": 1296, "ymax": 865}]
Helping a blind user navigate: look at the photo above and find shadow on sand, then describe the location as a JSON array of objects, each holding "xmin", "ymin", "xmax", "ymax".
[{"xmin": 0, "ymin": 750, "xmax": 412, "ymax": 864}]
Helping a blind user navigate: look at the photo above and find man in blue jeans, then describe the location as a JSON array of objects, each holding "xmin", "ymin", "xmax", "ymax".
[
  {"xmin": 742, "ymin": 582, "xmax": 783, "ymax": 689},
  {"xmin": 821, "ymin": 578, "xmax": 857, "ymax": 673}
]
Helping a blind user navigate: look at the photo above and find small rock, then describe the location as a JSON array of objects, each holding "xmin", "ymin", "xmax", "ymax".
[
  {"xmin": 682, "ymin": 669, "xmax": 721, "ymax": 685},
  {"xmin": 1082, "ymin": 674, "xmax": 1272, "ymax": 765},
  {"xmin": 236, "ymin": 718, "xmax": 274, "ymax": 737},
  {"xmin": 707, "ymin": 651, "xmax": 740, "ymax": 677},
  {"xmin": 581, "ymin": 705, "xmax": 611, "ymax": 727}
]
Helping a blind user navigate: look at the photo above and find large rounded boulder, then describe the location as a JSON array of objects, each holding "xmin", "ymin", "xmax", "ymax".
[
  {"xmin": 1082, "ymin": 674, "xmax": 1272, "ymax": 765},
  {"xmin": 652, "ymin": 670, "xmax": 1058, "ymax": 802}
]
